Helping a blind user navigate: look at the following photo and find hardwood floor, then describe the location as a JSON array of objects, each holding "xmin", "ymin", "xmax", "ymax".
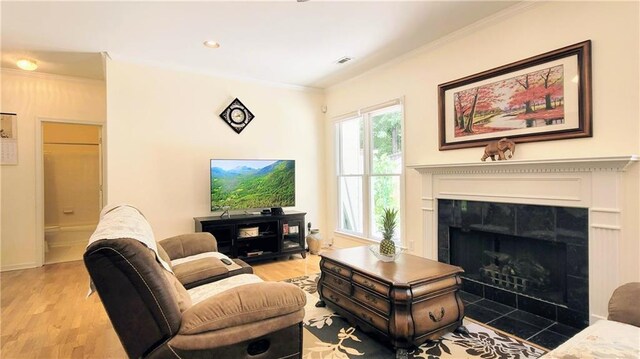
[
  {"xmin": 0, "ymin": 253, "xmax": 322, "ymax": 358},
  {"xmin": 252, "ymin": 253, "xmax": 321, "ymax": 281}
]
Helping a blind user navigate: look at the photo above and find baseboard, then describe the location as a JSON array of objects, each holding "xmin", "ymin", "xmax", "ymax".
[
  {"xmin": 590, "ymin": 314, "xmax": 607, "ymax": 324},
  {"xmin": 48, "ymin": 238, "xmax": 88, "ymax": 248},
  {"xmin": 1, "ymin": 262, "xmax": 39, "ymax": 272}
]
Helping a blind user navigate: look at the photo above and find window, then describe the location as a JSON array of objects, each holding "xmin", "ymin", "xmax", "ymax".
[{"xmin": 335, "ymin": 100, "xmax": 403, "ymax": 242}]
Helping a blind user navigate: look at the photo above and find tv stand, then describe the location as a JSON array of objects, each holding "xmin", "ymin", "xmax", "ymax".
[{"xmin": 194, "ymin": 211, "xmax": 306, "ymax": 262}]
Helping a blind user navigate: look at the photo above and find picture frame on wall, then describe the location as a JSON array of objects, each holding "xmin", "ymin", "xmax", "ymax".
[
  {"xmin": 438, "ymin": 40, "xmax": 592, "ymax": 150},
  {"xmin": 1, "ymin": 112, "xmax": 18, "ymax": 165}
]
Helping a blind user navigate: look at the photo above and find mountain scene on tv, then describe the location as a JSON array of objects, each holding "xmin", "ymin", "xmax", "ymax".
[{"xmin": 211, "ymin": 160, "xmax": 295, "ymax": 210}]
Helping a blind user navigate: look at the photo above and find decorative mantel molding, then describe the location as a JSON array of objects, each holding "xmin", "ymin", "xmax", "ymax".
[{"xmin": 409, "ymin": 155, "xmax": 638, "ymax": 174}]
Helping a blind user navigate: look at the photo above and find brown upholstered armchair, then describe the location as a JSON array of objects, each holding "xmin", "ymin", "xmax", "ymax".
[
  {"xmin": 156, "ymin": 232, "xmax": 253, "ymax": 289},
  {"xmin": 85, "ymin": 237, "xmax": 306, "ymax": 359}
]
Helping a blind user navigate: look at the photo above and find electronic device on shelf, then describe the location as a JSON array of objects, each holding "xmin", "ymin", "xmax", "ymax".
[
  {"xmin": 238, "ymin": 227, "xmax": 259, "ymax": 238},
  {"xmin": 270, "ymin": 207, "xmax": 285, "ymax": 215},
  {"xmin": 210, "ymin": 159, "xmax": 295, "ymax": 215}
]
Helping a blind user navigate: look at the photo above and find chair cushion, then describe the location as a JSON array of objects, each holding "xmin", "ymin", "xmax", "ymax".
[
  {"xmin": 183, "ymin": 258, "xmax": 253, "ymax": 290},
  {"xmin": 179, "ymin": 281, "xmax": 306, "ymax": 335},
  {"xmin": 172, "ymin": 257, "xmax": 229, "ymax": 286},
  {"xmin": 163, "ymin": 270, "xmax": 192, "ymax": 312},
  {"xmin": 187, "ymin": 273, "xmax": 263, "ymax": 305}
]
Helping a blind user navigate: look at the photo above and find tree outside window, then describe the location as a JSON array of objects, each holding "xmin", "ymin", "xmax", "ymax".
[{"xmin": 336, "ymin": 102, "xmax": 403, "ymax": 242}]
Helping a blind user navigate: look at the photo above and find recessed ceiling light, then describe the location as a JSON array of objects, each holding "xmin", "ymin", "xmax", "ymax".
[
  {"xmin": 203, "ymin": 40, "xmax": 220, "ymax": 49},
  {"xmin": 16, "ymin": 59, "xmax": 38, "ymax": 71}
]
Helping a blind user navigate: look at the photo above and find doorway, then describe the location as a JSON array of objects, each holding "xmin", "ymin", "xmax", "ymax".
[{"xmin": 42, "ymin": 122, "xmax": 103, "ymax": 264}]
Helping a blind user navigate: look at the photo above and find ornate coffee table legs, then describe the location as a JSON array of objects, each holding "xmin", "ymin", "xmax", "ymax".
[{"xmin": 455, "ymin": 325, "xmax": 469, "ymax": 335}]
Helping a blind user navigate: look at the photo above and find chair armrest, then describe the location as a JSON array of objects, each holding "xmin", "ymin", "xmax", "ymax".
[
  {"xmin": 159, "ymin": 233, "xmax": 218, "ymax": 260},
  {"xmin": 179, "ymin": 282, "xmax": 306, "ymax": 335},
  {"xmin": 609, "ymin": 282, "xmax": 640, "ymax": 327}
]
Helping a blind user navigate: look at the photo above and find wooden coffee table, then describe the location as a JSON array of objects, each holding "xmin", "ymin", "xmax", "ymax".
[{"xmin": 316, "ymin": 246, "xmax": 466, "ymax": 356}]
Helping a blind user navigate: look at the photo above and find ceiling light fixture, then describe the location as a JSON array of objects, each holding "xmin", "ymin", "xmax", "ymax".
[
  {"xmin": 203, "ymin": 40, "xmax": 220, "ymax": 49},
  {"xmin": 16, "ymin": 59, "xmax": 38, "ymax": 71}
]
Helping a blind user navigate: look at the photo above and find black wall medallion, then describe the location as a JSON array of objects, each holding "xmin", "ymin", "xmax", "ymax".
[{"xmin": 219, "ymin": 98, "xmax": 255, "ymax": 134}]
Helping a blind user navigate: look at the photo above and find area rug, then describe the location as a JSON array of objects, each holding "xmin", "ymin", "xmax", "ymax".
[{"xmin": 285, "ymin": 274, "xmax": 547, "ymax": 359}]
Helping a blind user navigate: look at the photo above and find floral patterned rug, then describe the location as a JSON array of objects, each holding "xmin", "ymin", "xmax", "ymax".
[{"xmin": 285, "ymin": 274, "xmax": 547, "ymax": 359}]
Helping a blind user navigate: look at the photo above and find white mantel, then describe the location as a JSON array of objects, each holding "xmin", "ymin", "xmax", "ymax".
[
  {"xmin": 409, "ymin": 155, "xmax": 638, "ymax": 323},
  {"xmin": 410, "ymin": 155, "xmax": 639, "ymax": 174}
]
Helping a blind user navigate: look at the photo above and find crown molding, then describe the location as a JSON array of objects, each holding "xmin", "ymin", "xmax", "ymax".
[{"xmin": 106, "ymin": 56, "xmax": 324, "ymax": 94}]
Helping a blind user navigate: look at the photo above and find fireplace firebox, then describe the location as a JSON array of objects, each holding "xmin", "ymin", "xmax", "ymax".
[
  {"xmin": 438, "ymin": 199, "xmax": 589, "ymax": 329},
  {"xmin": 450, "ymin": 228, "xmax": 567, "ymax": 305}
]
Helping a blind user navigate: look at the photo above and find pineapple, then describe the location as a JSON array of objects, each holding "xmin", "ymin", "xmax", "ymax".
[{"xmin": 379, "ymin": 208, "xmax": 398, "ymax": 257}]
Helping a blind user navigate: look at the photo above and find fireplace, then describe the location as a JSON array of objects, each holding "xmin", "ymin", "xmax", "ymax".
[
  {"xmin": 411, "ymin": 156, "xmax": 637, "ymax": 325},
  {"xmin": 438, "ymin": 199, "xmax": 589, "ymax": 328},
  {"xmin": 410, "ymin": 156, "xmax": 637, "ymax": 348}
]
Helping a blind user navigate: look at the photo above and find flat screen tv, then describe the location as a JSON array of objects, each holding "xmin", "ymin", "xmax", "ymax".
[{"xmin": 210, "ymin": 159, "xmax": 295, "ymax": 212}]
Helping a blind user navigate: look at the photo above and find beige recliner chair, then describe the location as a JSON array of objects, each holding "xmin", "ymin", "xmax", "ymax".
[{"xmin": 85, "ymin": 236, "xmax": 306, "ymax": 358}]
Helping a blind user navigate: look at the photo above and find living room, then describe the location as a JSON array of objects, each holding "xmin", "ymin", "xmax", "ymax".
[{"xmin": 1, "ymin": 1, "xmax": 639, "ymax": 358}]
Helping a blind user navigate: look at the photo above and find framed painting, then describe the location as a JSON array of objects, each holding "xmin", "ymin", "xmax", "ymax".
[{"xmin": 438, "ymin": 40, "xmax": 592, "ymax": 150}]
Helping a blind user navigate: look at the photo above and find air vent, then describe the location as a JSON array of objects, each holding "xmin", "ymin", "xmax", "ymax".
[{"xmin": 336, "ymin": 56, "xmax": 353, "ymax": 64}]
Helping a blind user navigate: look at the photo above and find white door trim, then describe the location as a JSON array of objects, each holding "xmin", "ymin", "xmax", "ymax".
[{"xmin": 35, "ymin": 117, "xmax": 106, "ymax": 267}]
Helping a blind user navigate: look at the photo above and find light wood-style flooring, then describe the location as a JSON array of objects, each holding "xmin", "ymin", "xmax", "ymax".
[{"xmin": 0, "ymin": 253, "xmax": 322, "ymax": 358}]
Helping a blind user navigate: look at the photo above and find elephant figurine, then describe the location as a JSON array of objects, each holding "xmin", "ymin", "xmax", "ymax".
[{"xmin": 481, "ymin": 138, "xmax": 515, "ymax": 161}]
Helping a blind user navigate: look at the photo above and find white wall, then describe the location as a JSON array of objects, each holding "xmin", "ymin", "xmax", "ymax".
[
  {"xmin": 0, "ymin": 70, "xmax": 106, "ymax": 270},
  {"xmin": 324, "ymin": 2, "xmax": 640, "ymax": 281},
  {"xmin": 105, "ymin": 61, "xmax": 326, "ymax": 240}
]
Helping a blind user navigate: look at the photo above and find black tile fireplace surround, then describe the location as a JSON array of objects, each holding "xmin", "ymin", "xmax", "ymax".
[{"xmin": 437, "ymin": 199, "xmax": 589, "ymax": 332}]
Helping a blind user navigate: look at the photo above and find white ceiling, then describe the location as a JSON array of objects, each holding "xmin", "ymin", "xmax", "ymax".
[
  {"xmin": 1, "ymin": 1, "xmax": 518, "ymax": 88},
  {"xmin": 1, "ymin": 50, "xmax": 105, "ymax": 80}
]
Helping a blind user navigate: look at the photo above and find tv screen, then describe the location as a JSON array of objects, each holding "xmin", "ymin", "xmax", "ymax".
[{"xmin": 210, "ymin": 159, "xmax": 295, "ymax": 211}]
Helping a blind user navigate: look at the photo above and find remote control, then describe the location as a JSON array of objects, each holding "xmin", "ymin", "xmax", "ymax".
[{"xmin": 221, "ymin": 258, "xmax": 232, "ymax": 265}]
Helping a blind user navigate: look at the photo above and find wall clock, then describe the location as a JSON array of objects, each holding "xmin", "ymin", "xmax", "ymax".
[{"xmin": 219, "ymin": 98, "xmax": 255, "ymax": 134}]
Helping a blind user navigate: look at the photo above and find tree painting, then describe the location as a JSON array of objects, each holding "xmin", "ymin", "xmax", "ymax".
[{"xmin": 453, "ymin": 65, "xmax": 564, "ymax": 138}]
